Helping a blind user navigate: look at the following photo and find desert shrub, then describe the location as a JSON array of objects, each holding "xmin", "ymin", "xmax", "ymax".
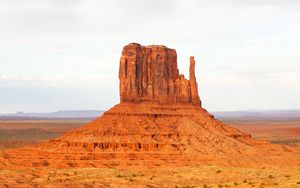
[
  {"xmin": 115, "ymin": 174, "xmax": 124, "ymax": 178},
  {"xmin": 216, "ymin": 169, "xmax": 222, "ymax": 174},
  {"xmin": 259, "ymin": 182, "xmax": 266, "ymax": 187}
]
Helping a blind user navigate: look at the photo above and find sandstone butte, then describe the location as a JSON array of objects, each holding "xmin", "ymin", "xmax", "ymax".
[{"xmin": 1, "ymin": 43, "xmax": 300, "ymax": 169}]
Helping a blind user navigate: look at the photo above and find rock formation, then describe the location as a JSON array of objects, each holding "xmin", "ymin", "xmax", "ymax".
[
  {"xmin": 119, "ymin": 43, "xmax": 201, "ymax": 106},
  {"xmin": 1, "ymin": 43, "xmax": 300, "ymax": 169}
]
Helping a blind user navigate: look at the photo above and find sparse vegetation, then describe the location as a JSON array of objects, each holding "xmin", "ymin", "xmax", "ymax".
[
  {"xmin": 150, "ymin": 175, "xmax": 155, "ymax": 180},
  {"xmin": 0, "ymin": 119, "xmax": 85, "ymax": 150},
  {"xmin": 0, "ymin": 165, "xmax": 300, "ymax": 187},
  {"xmin": 115, "ymin": 174, "xmax": 124, "ymax": 178},
  {"xmin": 1, "ymin": 118, "xmax": 300, "ymax": 186}
]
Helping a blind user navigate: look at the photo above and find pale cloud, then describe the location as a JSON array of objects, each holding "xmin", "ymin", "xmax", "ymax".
[
  {"xmin": 0, "ymin": 0, "xmax": 299, "ymax": 112},
  {"xmin": 0, "ymin": 74, "xmax": 114, "ymax": 87},
  {"xmin": 270, "ymin": 72, "xmax": 300, "ymax": 92}
]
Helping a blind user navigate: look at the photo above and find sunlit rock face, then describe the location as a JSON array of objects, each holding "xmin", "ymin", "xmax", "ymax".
[{"xmin": 119, "ymin": 43, "xmax": 201, "ymax": 106}]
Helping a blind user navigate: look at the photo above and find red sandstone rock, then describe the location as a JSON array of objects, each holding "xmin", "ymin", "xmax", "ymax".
[
  {"xmin": 119, "ymin": 43, "xmax": 201, "ymax": 106},
  {"xmin": 1, "ymin": 43, "xmax": 300, "ymax": 170},
  {"xmin": 189, "ymin": 56, "xmax": 201, "ymax": 106}
]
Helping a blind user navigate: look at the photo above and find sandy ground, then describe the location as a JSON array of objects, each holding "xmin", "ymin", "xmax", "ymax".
[
  {"xmin": 0, "ymin": 118, "xmax": 300, "ymax": 187},
  {"xmin": 1, "ymin": 165, "xmax": 300, "ymax": 187},
  {"xmin": 228, "ymin": 119, "xmax": 300, "ymax": 146},
  {"xmin": 0, "ymin": 119, "xmax": 85, "ymax": 150}
]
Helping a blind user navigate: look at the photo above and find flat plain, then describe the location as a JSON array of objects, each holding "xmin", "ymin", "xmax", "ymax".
[
  {"xmin": 224, "ymin": 118, "xmax": 300, "ymax": 146},
  {"xmin": 0, "ymin": 117, "xmax": 300, "ymax": 187},
  {"xmin": 0, "ymin": 119, "xmax": 86, "ymax": 150}
]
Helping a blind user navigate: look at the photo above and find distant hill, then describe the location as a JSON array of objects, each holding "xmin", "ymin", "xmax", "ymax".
[
  {"xmin": 0, "ymin": 110, "xmax": 103, "ymax": 120},
  {"xmin": 212, "ymin": 110, "xmax": 300, "ymax": 120},
  {"xmin": 1, "ymin": 110, "xmax": 299, "ymax": 121}
]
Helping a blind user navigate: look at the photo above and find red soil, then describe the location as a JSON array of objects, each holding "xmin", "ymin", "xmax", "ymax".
[{"xmin": 1, "ymin": 103, "xmax": 300, "ymax": 169}]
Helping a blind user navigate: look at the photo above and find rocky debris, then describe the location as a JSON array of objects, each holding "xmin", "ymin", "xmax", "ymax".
[{"xmin": 119, "ymin": 43, "xmax": 201, "ymax": 106}]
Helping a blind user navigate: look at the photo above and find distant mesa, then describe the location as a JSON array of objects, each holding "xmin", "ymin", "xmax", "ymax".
[{"xmin": 0, "ymin": 110, "xmax": 103, "ymax": 119}]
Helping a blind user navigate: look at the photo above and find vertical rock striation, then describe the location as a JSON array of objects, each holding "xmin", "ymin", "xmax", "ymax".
[
  {"xmin": 189, "ymin": 56, "xmax": 201, "ymax": 106},
  {"xmin": 119, "ymin": 43, "xmax": 201, "ymax": 106}
]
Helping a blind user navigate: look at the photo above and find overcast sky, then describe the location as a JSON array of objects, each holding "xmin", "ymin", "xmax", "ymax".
[{"xmin": 0, "ymin": 0, "xmax": 299, "ymax": 113}]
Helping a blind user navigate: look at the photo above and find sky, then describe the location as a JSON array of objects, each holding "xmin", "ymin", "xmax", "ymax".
[{"xmin": 0, "ymin": 0, "xmax": 299, "ymax": 113}]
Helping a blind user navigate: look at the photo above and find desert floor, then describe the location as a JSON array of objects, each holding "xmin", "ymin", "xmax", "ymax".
[{"xmin": 0, "ymin": 117, "xmax": 300, "ymax": 187}]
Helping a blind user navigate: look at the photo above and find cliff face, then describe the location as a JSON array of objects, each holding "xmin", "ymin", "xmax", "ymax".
[{"xmin": 119, "ymin": 43, "xmax": 201, "ymax": 106}]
